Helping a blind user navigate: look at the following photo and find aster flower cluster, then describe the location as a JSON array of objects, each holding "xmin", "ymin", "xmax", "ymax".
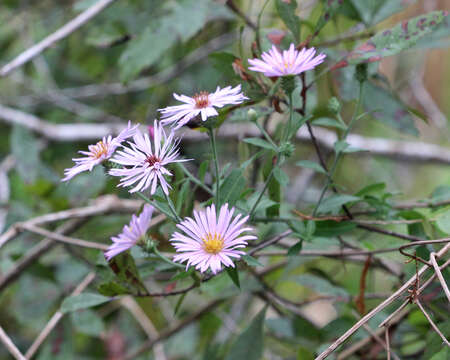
[{"xmin": 61, "ymin": 42, "xmax": 325, "ymax": 275}]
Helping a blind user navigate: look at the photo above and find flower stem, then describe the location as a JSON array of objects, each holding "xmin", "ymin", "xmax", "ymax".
[
  {"xmin": 208, "ymin": 127, "xmax": 221, "ymax": 204},
  {"xmin": 153, "ymin": 246, "xmax": 184, "ymax": 269},
  {"xmin": 249, "ymin": 157, "xmax": 278, "ymax": 219},
  {"xmin": 312, "ymin": 82, "xmax": 365, "ymax": 216},
  {"xmin": 136, "ymin": 192, "xmax": 176, "ymax": 222},
  {"xmin": 164, "ymin": 191, "xmax": 182, "ymax": 222}
]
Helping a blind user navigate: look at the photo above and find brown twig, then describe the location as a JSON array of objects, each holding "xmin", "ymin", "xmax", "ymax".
[
  {"xmin": 25, "ymin": 272, "xmax": 96, "ymax": 359},
  {"xmin": 429, "ymin": 253, "xmax": 450, "ymax": 303},
  {"xmin": 225, "ymin": 0, "xmax": 257, "ymax": 30},
  {"xmin": 355, "ymin": 256, "xmax": 372, "ymax": 315},
  {"xmin": 0, "ymin": 326, "xmax": 26, "ymax": 360},
  {"xmin": 0, "ymin": 0, "xmax": 118, "ymax": 76},
  {"xmin": 415, "ymin": 298, "xmax": 450, "ymax": 346}
]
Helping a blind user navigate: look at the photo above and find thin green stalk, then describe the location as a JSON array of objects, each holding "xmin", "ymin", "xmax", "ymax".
[
  {"xmin": 249, "ymin": 162, "xmax": 276, "ymax": 219},
  {"xmin": 177, "ymin": 163, "xmax": 214, "ymax": 195},
  {"xmin": 136, "ymin": 192, "xmax": 176, "ymax": 222},
  {"xmin": 312, "ymin": 82, "xmax": 365, "ymax": 216},
  {"xmin": 254, "ymin": 121, "xmax": 278, "ymax": 149},
  {"xmin": 209, "ymin": 128, "xmax": 220, "ymax": 204},
  {"xmin": 153, "ymin": 247, "xmax": 184, "ymax": 269},
  {"xmin": 164, "ymin": 191, "xmax": 181, "ymax": 222}
]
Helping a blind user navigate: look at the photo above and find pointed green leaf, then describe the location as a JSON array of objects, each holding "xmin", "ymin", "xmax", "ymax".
[{"xmin": 61, "ymin": 293, "xmax": 111, "ymax": 313}]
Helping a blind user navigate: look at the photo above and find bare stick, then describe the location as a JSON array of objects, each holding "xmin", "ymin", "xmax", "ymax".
[
  {"xmin": 20, "ymin": 223, "xmax": 109, "ymax": 250},
  {"xmin": 0, "ymin": 326, "xmax": 26, "ymax": 360},
  {"xmin": 0, "ymin": 0, "xmax": 118, "ymax": 76},
  {"xmin": 415, "ymin": 299, "xmax": 450, "ymax": 346},
  {"xmin": 430, "ymin": 253, "xmax": 450, "ymax": 303},
  {"xmin": 315, "ymin": 242, "xmax": 450, "ymax": 360},
  {"xmin": 1, "ymin": 108, "xmax": 450, "ymax": 164},
  {"xmin": 385, "ymin": 327, "xmax": 391, "ymax": 360},
  {"xmin": 0, "ymin": 219, "xmax": 84, "ymax": 292}
]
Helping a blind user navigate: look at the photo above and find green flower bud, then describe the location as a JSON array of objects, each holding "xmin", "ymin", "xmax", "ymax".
[
  {"xmin": 279, "ymin": 142, "xmax": 295, "ymax": 157},
  {"xmin": 327, "ymin": 97, "xmax": 341, "ymax": 114},
  {"xmin": 281, "ymin": 75, "xmax": 296, "ymax": 95},
  {"xmin": 247, "ymin": 108, "xmax": 258, "ymax": 122},
  {"xmin": 355, "ymin": 63, "xmax": 368, "ymax": 83}
]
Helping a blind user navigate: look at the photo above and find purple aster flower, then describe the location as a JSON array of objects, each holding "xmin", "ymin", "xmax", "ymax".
[
  {"xmin": 248, "ymin": 43, "xmax": 326, "ymax": 77},
  {"xmin": 62, "ymin": 121, "xmax": 138, "ymax": 182},
  {"xmin": 105, "ymin": 204, "xmax": 154, "ymax": 260},
  {"xmin": 158, "ymin": 85, "xmax": 248, "ymax": 129},
  {"xmin": 109, "ymin": 121, "xmax": 190, "ymax": 195},
  {"xmin": 170, "ymin": 203, "xmax": 256, "ymax": 274}
]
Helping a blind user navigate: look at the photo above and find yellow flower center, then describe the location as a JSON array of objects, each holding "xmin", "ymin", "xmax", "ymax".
[
  {"xmin": 91, "ymin": 140, "xmax": 108, "ymax": 159},
  {"xmin": 193, "ymin": 91, "xmax": 210, "ymax": 109},
  {"xmin": 202, "ymin": 233, "xmax": 224, "ymax": 254}
]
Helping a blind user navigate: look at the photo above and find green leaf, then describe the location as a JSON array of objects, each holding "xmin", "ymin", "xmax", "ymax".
[
  {"xmin": 243, "ymin": 137, "xmax": 277, "ymax": 151},
  {"xmin": 276, "ymin": 0, "xmax": 301, "ymax": 42},
  {"xmin": 225, "ymin": 308, "xmax": 266, "ymax": 360},
  {"xmin": 314, "ymin": 0, "xmax": 344, "ymax": 34},
  {"xmin": 97, "ymin": 281, "xmax": 129, "ymax": 297},
  {"xmin": 435, "ymin": 206, "xmax": 450, "ymax": 235},
  {"xmin": 70, "ymin": 309, "xmax": 105, "ymax": 336},
  {"xmin": 296, "ymin": 160, "xmax": 327, "ymax": 175},
  {"xmin": 198, "ymin": 160, "xmax": 210, "ymax": 182},
  {"xmin": 209, "ymin": 52, "xmax": 238, "ymax": 79},
  {"xmin": 220, "ymin": 168, "xmax": 246, "ymax": 206},
  {"xmin": 297, "ymin": 346, "xmax": 314, "ymax": 360},
  {"xmin": 313, "ymin": 117, "xmax": 347, "ymax": 130},
  {"xmin": 291, "ymin": 274, "xmax": 348, "ymax": 297},
  {"xmin": 107, "ymin": 252, "xmax": 148, "ymax": 296},
  {"xmin": 363, "ymin": 82, "xmax": 418, "ymax": 136},
  {"xmin": 273, "ymin": 167, "xmax": 289, "ymax": 188},
  {"xmin": 350, "ymin": 0, "xmax": 417, "ymax": 26},
  {"xmin": 355, "ymin": 182, "xmax": 386, "ymax": 197},
  {"xmin": 225, "ymin": 266, "xmax": 240, "ymax": 289},
  {"xmin": 288, "ymin": 240, "xmax": 303, "ymax": 256},
  {"xmin": 317, "ymin": 194, "xmax": 360, "ymax": 214},
  {"xmin": 11, "ymin": 125, "xmax": 40, "ymax": 183},
  {"xmin": 314, "ymin": 221, "xmax": 357, "ymax": 237},
  {"xmin": 242, "ymin": 254, "xmax": 263, "ymax": 267},
  {"xmin": 429, "ymin": 348, "xmax": 449, "ymax": 360},
  {"xmin": 61, "ymin": 293, "xmax": 111, "ymax": 313},
  {"xmin": 333, "ymin": 10, "xmax": 447, "ymax": 69}
]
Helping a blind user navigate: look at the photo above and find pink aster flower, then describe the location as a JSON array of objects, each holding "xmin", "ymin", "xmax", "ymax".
[
  {"xmin": 170, "ymin": 203, "xmax": 256, "ymax": 274},
  {"xmin": 109, "ymin": 121, "xmax": 189, "ymax": 195},
  {"xmin": 62, "ymin": 121, "xmax": 137, "ymax": 182},
  {"xmin": 248, "ymin": 43, "xmax": 326, "ymax": 77},
  {"xmin": 158, "ymin": 85, "xmax": 248, "ymax": 129},
  {"xmin": 105, "ymin": 204, "xmax": 154, "ymax": 260}
]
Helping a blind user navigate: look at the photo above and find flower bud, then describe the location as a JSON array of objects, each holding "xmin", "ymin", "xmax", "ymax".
[
  {"xmin": 355, "ymin": 63, "xmax": 368, "ymax": 83},
  {"xmin": 247, "ymin": 108, "xmax": 258, "ymax": 122},
  {"xmin": 327, "ymin": 97, "xmax": 341, "ymax": 114},
  {"xmin": 279, "ymin": 141, "xmax": 295, "ymax": 157},
  {"xmin": 281, "ymin": 75, "xmax": 296, "ymax": 95}
]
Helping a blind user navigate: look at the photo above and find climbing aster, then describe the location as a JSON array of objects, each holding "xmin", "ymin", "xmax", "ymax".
[
  {"xmin": 109, "ymin": 121, "xmax": 189, "ymax": 194},
  {"xmin": 248, "ymin": 43, "xmax": 326, "ymax": 77},
  {"xmin": 62, "ymin": 121, "xmax": 137, "ymax": 182},
  {"xmin": 105, "ymin": 204, "xmax": 154, "ymax": 260},
  {"xmin": 158, "ymin": 85, "xmax": 248, "ymax": 129},
  {"xmin": 170, "ymin": 203, "xmax": 256, "ymax": 274}
]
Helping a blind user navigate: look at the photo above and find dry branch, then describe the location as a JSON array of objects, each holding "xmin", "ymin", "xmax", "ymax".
[
  {"xmin": 0, "ymin": 326, "xmax": 26, "ymax": 360},
  {"xmin": 1, "ymin": 107, "xmax": 449, "ymax": 164},
  {"xmin": 0, "ymin": 0, "xmax": 118, "ymax": 76}
]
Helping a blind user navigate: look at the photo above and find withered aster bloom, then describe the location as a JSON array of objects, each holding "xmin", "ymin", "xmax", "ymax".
[
  {"xmin": 248, "ymin": 43, "xmax": 326, "ymax": 77},
  {"xmin": 158, "ymin": 85, "xmax": 247, "ymax": 129},
  {"xmin": 62, "ymin": 121, "xmax": 137, "ymax": 181},
  {"xmin": 105, "ymin": 204, "xmax": 154, "ymax": 260},
  {"xmin": 109, "ymin": 121, "xmax": 189, "ymax": 194},
  {"xmin": 170, "ymin": 204, "xmax": 256, "ymax": 274}
]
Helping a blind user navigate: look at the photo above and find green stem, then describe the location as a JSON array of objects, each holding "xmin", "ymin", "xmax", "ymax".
[
  {"xmin": 164, "ymin": 191, "xmax": 181, "ymax": 222},
  {"xmin": 209, "ymin": 128, "xmax": 220, "ymax": 204},
  {"xmin": 254, "ymin": 121, "xmax": 278, "ymax": 149},
  {"xmin": 312, "ymin": 82, "xmax": 365, "ymax": 216},
  {"xmin": 136, "ymin": 192, "xmax": 176, "ymax": 222},
  {"xmin": 177, "ymin": 163, "xmax": 214, "ymax": 196},
  {"xmin": 153, "ymin": 247, "xmax": 184, "ymax": 269},
  {"xmin": 249, "ymin": 161, "xmax": 276, "ymax": 219}
]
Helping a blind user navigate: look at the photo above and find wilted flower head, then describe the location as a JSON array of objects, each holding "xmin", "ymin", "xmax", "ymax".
[
  {"xmin": 158, "ymin": 85, "xmax": 248, "ymax": 129},
  {"xmin": 109, "ymin": 121, "xmax": 189, "ymax": 195},
  {"xmin": 105, "ymin": 204, "xmax": 154, "ymax": 260},
  {"xmin": 62, "ymin": 121, "xmax": 137, "ymax": 182},
  {"xmin": 248, "ymin": 43, "xmax": 326, "ymax": 77},
  {"xmin": 170, "ymin": 204, "xmax": 256, "ymax": 274}
]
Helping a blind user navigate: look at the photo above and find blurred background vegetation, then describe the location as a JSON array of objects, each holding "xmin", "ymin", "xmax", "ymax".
[{"xmin": 0, "ymin": 0, "xmax": 449, "ymax": 359}]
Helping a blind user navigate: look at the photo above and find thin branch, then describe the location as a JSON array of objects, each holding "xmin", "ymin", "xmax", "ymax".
[
  {"xmin": 225, "ymin": 0, "xmax": 257, "ymax": 30},
  {"xmin": 430, "ymin": 253, "xmax": 450, "ymax": 303},
  {"xmin": 25, "ymin": 272, "xmax": 96, "ymax": 359},
  {"xmin": 0, "ymin": 0, "xmax": 118, "ymax": 76},
  {"xmin": 315, "ymin": 242, "xmax": 450, "ymax": 360},
  {"xmin": 248, "ymin": 230, "xmax": 293, "ymax": 255},
  {"xmin": 124, "ymin": 299, "xmax": 225, "ymax": 360},
  {"xmin": 415, "ymin": 298, "xmax": 450, "ymax": 346},
  {"xmin": 1, "ymin": 110, "xmax": 449, "ymax": 164},
  {"xmin": 0, "ymin": 326, "xmax": 26, "ymax": 360}
]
